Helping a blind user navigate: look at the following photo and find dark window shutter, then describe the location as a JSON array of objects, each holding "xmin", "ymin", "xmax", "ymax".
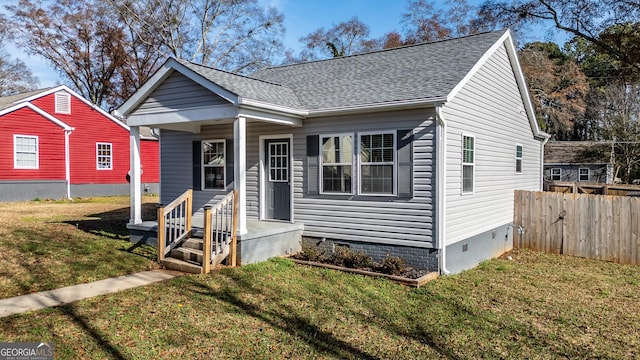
[
  {"xmin": 226, "ymin": 139, "xmax": 234, "ymax": 187},
  {"xmin": 192, "ymin": 140, "xmax": 201, "ymax": 190},
  {"xmin": 307, "ymin": 135, "xmax": 319, "ymax": 195},
  {"xmin": 397, "ymin": 129, "xmax": 413, "ymax": 198}
]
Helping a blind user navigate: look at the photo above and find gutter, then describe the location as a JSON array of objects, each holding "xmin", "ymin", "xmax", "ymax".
[
  {"xmin": 435, "ymin": 105, "xmax": 450, "ymax": 275},
  {"xmin": 64, "ymin": 128, "xmax": 74, "ymax": 200}
]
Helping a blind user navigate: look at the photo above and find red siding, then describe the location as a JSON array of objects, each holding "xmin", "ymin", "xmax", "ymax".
[
  {"xmin": 0, "ymin": 107, "xmax": 66, "ymax": 180},
  {"xmin": 141, "ymin": 139, "xmax": 159, "ymax": 182},
  {"xmin": 32, "ymin": 94, "xmax": 132, "ymax": 184}
]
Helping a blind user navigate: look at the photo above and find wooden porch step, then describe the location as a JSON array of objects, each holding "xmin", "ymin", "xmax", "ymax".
[
  {"xmin": 161, "ymin": 257, "xmax": 203, "ymax": 274},
  {"xmin": 182, "ymin": 238, "xmax": 204, "ymax": 251},
  {"xmin": 171, "ymin": 246, "xmax": 203, "ymax": 264}
]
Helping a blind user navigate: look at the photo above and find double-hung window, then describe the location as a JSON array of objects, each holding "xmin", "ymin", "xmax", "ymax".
[
  {"xmin": 96, "ymin": 143, "xmax": 112, "ymax": 170},
  {"xmin": 321, "ymin": 134, "xmax": 353, "ymax": 194},
  {"xmin": 359, "ymin": 132, "xmax": 395, "ymax": 195},
  {"xmin": 462, "ymin": 135, "xmax": 475, "ymax": 194},
  {"xmin": 203, "ymin": 140, "xmax": 225, "ymax": 189},
  {"xmin": 551, "ymin": 168, "xmax": 561, "ymax": 181},
  {"xmin": 579, "ymin": 168, "xmax": 589, "ymax": 182},
  {"xmin": 14, "ymin": 135, "xmax": 38, "ymax": 169},
  {"xmin": 515, "ymin": 144, "xmax": 523, "ymax": 173}
]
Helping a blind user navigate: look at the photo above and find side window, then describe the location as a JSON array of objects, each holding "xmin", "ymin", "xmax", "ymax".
[
  {"xmin": 202, "ymin": 140, "xmax": 225, "ymax": 189},
  {"xmin": 55, "ymin": 91, "xmax": 71, "ymax": 114},
  {"xmin": 515, "ymin": 144, "xmax": 523, "ymax": 173},
  {"xmin": 359, "ymin": 132, "xmax": 395, "ymax": 195},
  {"xmin": 551, "ymin": 168, "xmax": 561, "ymax": 181},
  {"xmin": 321, "ymin": 134, "xmax": 353, "ymax": 194},
  {"xmin": 579, "ymin": 168, "xmax": 589, "ymax": 182},
  {"xmin": 14, "ymin": 135, "xmax": 38, "ymax": 169},
  {"xmin": 462, "ymin": 135, "xmax": 475, "ymax": 194},
  {"xmin": 96, "ymin": 143, "xmax": 112, "ymax": 170}
]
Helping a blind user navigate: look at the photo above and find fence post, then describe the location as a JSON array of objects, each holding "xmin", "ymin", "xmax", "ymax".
[
  {"xmin": 157, "ymin": 204, "xmax": 165, "ymax": 262},
  {"xmin": 203, "ymin": 206, "xmax": 212, "ymax": 274}
]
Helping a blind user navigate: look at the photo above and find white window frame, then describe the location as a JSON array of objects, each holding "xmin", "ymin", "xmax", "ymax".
[
  {"xmin": 461, "ymin": 134, "xmax": 475, "ymax": 194},
  {"xmin": 55, "ymin": 91, "xmax": 71, "ymax": 114},
  {"xmin": 13, "ymin": 135, "xmax": 39, "ymax": 169},
  {"xmin": 96, "ymin": 142, "xmax": 112, "ymax": 170},
  {"xmin": 202, "ymin": 139, "xmax": 226, "ymax": 190},
  {"xmin": 357, "ymin": 130, "xmax": 397, "ymax": 196},
  {"xmin": 551, "ymin": 168, "xmax": 561, "ymax": 181},
  {"xmin": 515, "ymin": 144, "xmax": 523, "ymax": 174},
  {"xmin": 579, "ymin": 168, "xmax": 590, "ymax": 182},
  {"xmin": 320, "ymin": 133, "xmax": 355, "ymax": 195}
]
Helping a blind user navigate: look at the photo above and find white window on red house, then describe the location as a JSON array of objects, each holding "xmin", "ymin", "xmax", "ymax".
[
  {"xmin": 55, "ymin": 91, "xmax": 71, "ymax": 114},
  {"xmin": 97, "ymin": 143, "xmax": 112, "ymax": 170},
  {"xmin": 14, "ymin": 135, "xmax": 38, "ymax": 169}
]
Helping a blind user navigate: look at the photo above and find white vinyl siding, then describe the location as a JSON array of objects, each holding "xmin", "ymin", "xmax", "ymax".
[
  {"xmin": 359, "ymin": 131, "xmax": 396, "ymax": 196},
  {"xmin": 321, "ymin": 134, "xmax": 353, "ymax": 194},
  {"xmin": 14, "ymin": 135, "xmax": 38, "ymax": 169},
  {"xmin": 551, "ymin": 168, "xmax": 561, "ymax": 180},
  {"xmin": 515, "ymin": 144, "xmax": 523, "ymax": 173},
  {"xmin": 55, "ymin": 91, "xmax": 71, "ymax": 114},
  {"xmin": 443, "ymin": 42, "xmax": 543, "ymax": 245},
  {"xmin": 96, "ymin": 143, "xmax": 112, "ymax": 170},
  {"xmin": 579, "ymin": 168, "xmax": 589, "ymax": 182},
  {"xmin": 462, "ymin": 134, "xmax": 474, "ymax": 194},
  {"xmin": 202, "ymin": 140, "xmax": 225, "ymax": 190}
]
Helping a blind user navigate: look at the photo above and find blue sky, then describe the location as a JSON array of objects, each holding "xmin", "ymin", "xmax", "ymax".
[{"xmin": 2, "ymin": 0, "xmax": 564, "ymax": 88}]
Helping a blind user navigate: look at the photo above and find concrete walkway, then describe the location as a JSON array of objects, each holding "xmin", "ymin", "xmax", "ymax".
[{"xmin": 0, "ymin": 270, "xmax": 183, "ymax": 318}]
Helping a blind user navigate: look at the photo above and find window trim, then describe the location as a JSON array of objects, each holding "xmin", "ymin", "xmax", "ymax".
[
  {"xmin": 551, "ymin": 168, "xmax": 561, "ymax": 181},
  {"xmin": 515, "ymin": 144, "xmax": 523, "ymax": 174},
  {"xmin": 201, "ymin": 139, "xmax": 226, "ymax": 191},
  {"xmin": 55, "ymin": 91, "xmax": 71, "ymax": 114},
  {"xmin": 13, "ymin": 134, "xmax": 39, "ymax": 169},
  {"xmin": 461, "ymin": 133, "xmax": 475, "ymax": 195},
  {"xmin": 579, "ymin": 168, "xmax": 590, "ymax": 182},
  {"xmin": 357, "ymin": 130, "xmax": 397, "ymax": 197},
  {"xmin": 96, "ymin": 142, "xmax": 113, "ymax": 170},
  {"xmin": 319, "ymin": 133, "xmax": 355, "ymax": 195}
]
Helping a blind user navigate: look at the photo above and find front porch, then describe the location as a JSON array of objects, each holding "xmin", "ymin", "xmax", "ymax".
[{"xmin": 127, "ymin": 218, "xmax": 303, "ymax": 266}]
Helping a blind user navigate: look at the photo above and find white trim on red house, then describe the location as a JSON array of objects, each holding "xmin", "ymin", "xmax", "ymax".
[
  {"xmin": 13, "ymin": 85, "xmax": 130, "ymax": 132},
  {"xmin": 0, "ymin": 102, "xmax": 73, "ymax": 131}
]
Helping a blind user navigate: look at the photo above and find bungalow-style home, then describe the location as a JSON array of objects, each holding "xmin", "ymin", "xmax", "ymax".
[
  {"xmin": 118, "ymin": 29, "xmax": 548, "ymax": 274},
  {"xmin": 0, "ymin": 85, "xmax": 159, "ymax": 201},
  {"xmin": 543, "ymin": 141, "xmax": 614, "ymax": 185}
]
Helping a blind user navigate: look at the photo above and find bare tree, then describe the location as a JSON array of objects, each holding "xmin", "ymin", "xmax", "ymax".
[
  {"xmin": 109, "ymin": 0, "xmax": 285, "ymax": 74},
  {"xmin": 0, "ymin": 15, "xmax": 38, "ymax": 96},
  {"xmin": 290, "ymin": 17, "xmax": 379, "ymax": 62},
  {"xmin": 479, "ymin": 0, "xmax": 640, "ymax": 68}
]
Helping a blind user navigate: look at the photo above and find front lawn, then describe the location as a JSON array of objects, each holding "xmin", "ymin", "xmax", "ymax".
[
  {"xmin": 1, "ymin": 249, "xmax": 639, "ymax": 359},
  {"xmin": 0, "ymin": 196, "xmax": 160, "ymax": 298}
]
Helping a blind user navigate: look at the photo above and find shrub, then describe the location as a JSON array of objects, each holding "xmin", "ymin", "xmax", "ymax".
[
  {"xmin": 299, "ymin": 244, "xmax": 324, "ymax": 262},
  {"xmin": 381, "ymin": 255, "xmax": 406, "ymax": 275},
  {"xmin": 329, "ymin": 246, "xmax": 373, "ymax": 268}
]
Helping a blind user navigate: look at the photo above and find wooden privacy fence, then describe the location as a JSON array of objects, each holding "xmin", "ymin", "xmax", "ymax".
[{"xmin": 514, "ymin": 190, "xmax": 640, "ymax": 265}]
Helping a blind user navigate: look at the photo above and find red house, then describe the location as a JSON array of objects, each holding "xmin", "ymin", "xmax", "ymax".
[{"xmin": 0, "ymin": 85, "xmax": 159, "ymax": 201}]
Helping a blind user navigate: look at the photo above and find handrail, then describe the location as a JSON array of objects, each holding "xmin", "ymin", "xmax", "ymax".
[
  {"xmin": 157, "ymin": 189, "xmax": 193, "ymax": 261},
  {"xmin": 202, "ymin": 190, "xmax": 238, "ymax": 273}
]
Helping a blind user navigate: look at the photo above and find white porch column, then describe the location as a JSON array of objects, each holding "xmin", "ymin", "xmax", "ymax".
[
  {"xmin": 234, "ymin": 116, "xmax": 247, "ymax": 234},
  {"xmin": 130, "ymin": 126, "xmax": 142, "ymax": 224}
]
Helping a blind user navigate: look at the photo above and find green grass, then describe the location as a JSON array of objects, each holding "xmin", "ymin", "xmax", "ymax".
[
  {"xmin": 0, "ymin": 196, "xmax": 160, "ymax": 298},
  {"xmin": 1, "ymin": 250, "xmax": 640, "ymax": 359}
]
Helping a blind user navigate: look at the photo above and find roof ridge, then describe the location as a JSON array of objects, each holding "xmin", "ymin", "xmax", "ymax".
[{"xmin": 262, "ymin": 29, "xmax": 507, "ymax": 71}]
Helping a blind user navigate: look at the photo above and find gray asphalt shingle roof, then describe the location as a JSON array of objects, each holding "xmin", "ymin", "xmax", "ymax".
[{"xmin": 177, "ymin": 30, "xmax": 506, "ymax": 110}]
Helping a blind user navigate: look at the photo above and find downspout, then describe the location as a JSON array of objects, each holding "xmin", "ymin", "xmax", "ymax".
[
  {"xmin": 435, "ymin": 105, "xmax": 450, "ymax": 275},
  {"xmin": 539, "ymin": 135, "xmax": 550, "ymax": 190},
  {"xmin": 64, "ymin": 128, "xmax": 74, "ymax": 200}
]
